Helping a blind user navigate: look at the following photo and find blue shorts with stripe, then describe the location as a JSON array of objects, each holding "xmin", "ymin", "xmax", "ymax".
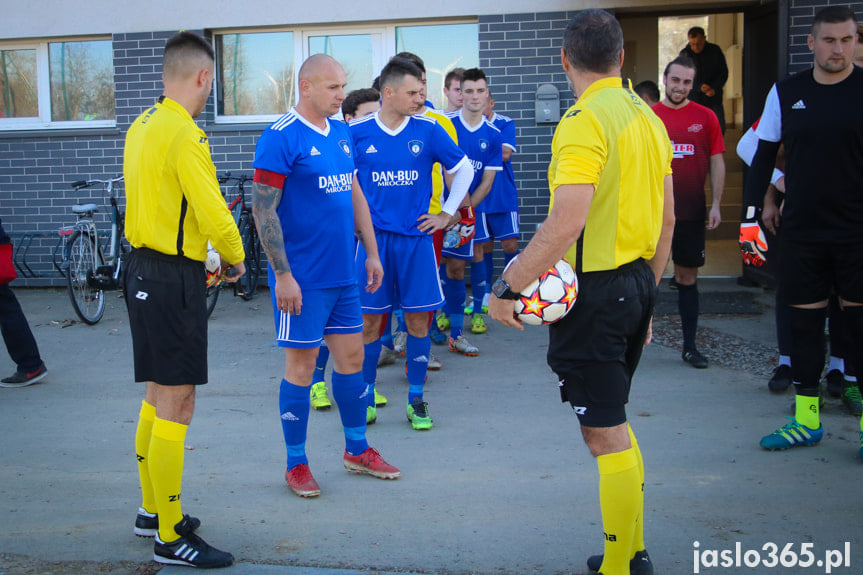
[
  {"xmin": 356, "ymin": 229, "xmax": 443, "ymax": 314},
  {"xmin": 474, "ymin": 211, "xmax": 520, "ymax": 243},
  {"xmin": 268, "ymin": 267, "xmax": 363, "ymax": 349}
]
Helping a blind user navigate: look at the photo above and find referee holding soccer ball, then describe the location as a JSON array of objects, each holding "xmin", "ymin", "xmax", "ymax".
[{"xmin": 489, "ymin": 10, "xmax": 674, "ymax": 575}]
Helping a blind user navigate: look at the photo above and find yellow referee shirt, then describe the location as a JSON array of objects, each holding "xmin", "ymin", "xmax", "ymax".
[
  {"xmin": 421, "ymin": 108, "xmax": 458, "ymax": 213},
  {"xmin": 124, "ymin": 96, "xmax": 244, "ymax": 264},
  {"xmin": 548, "ymin": 77, "xmax": 672, "ymax": 273}
]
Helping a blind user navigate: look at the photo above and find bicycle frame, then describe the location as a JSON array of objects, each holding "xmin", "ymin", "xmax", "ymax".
[{"xmin": 67, "ymin": 176, "xmax": 126, "ymax": 290}]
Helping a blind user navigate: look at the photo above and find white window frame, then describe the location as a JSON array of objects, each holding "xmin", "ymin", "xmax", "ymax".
[
  {"xmin": 212, "ymin": 19, "xmax": 476, "ymax": 125},
  {"xmin": 0, "ymin": 36, "xmax": 115, "ymax": 131}
]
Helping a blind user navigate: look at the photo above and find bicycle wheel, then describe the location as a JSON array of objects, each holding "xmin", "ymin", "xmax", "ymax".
[
  {"xmin": 236, "ymin": 213, "xmax": 261, "ymax": 300},
  {"xmin": 205, "ymin": 282, "xmax": 221, "ymax": 319},
  {"xmin": 66, "ymin": 230, "xmax": 106, "ymax": 324}
]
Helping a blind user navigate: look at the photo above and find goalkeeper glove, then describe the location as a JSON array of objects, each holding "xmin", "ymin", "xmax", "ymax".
[
  {"xmin": 739, "ymin": 206, "xmax": 767, "ymax": 267},
  {"xmin": 443, "ymin": 206, "xmax": 476, "ymax": 248}
]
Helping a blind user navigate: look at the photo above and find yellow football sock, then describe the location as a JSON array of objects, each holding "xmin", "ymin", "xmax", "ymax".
[
  {"xmin": 135, "ymin": 400, "xmax": 157, "ymax": 513},
  {"xmin": 149, "ymin": 417, "xmax": 188, "ymax": 542},
  {"xmin": 597, "ymin": 448, "xmax": 640, "ymax": 575},
  {"xmin": 795, "ymin": 394, "xmax": 820, "ymax": 430},
  {"xmin": 628, "ymin": 425, "xmax": 646, "ymax": 558}
]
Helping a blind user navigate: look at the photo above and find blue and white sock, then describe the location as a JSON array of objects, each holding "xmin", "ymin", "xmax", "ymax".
[
  {"xmin": 279, "ymin": 379, "xmax": 310, "ymax": 470},
  {"xmin": 331, "ymin": 371, "xmax": 369, "ymax": 456},
  {"xmin": 406, "ymin": 334, "xmax": 431, "ymax": 403},
  {"xmin": 445, "ymin": 279, "xmax": 466, "ymax": 338}
]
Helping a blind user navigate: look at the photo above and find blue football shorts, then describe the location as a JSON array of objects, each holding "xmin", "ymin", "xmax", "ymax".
[
  {"xmin": 268, "ymin": 267, "xmax": 363, "ymax": 349},
  {"xmin": 356, "ymin": 229, "xmax": 443, "ymax": 314},
  {"xmin": 474, "ymin": 210, "xmax": 520, "ymax": 243}
]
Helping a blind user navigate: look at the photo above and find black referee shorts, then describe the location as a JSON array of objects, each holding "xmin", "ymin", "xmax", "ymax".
[
  {"xmin": 777, "ymin": 237, "xmax": 863, "ymax": 306},
  {"xmin": 124, "ymin": 248, "xmax": 208, "ymax": 386},
  {"xmin": 547, "ymin": 259, "xmax": 656, "ymax": 428}
]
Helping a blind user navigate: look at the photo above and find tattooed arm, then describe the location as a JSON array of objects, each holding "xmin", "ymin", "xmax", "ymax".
[
  {"xmin": 352, "ymin": 176, "xmax": 383, "ymax": 294},
  {"xmin": 252, "ymin": 181, "xmax": 303, "ymax": 314}
]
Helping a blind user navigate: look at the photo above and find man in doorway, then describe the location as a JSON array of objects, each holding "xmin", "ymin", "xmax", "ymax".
[
  {"xmin": 680, "ymin": 26, "xmax": 729, "ymax": 133},
  {"xmin": 653, "ymin": 55, "xmax": 725, "ymax": 369}
]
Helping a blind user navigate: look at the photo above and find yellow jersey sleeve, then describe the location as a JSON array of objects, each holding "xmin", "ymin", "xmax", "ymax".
[
  {"xmin": 175, "ymin": 131, "xmax": 245, "ymax": 265},
  {"xmin": 550, "ymin": 107, "xmax": 607, "ymax": 191}
]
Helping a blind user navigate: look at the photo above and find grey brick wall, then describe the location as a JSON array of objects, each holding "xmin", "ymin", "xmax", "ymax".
[
  {"xmin": 787, "ymin": 0, "xmax": 863, "ymax": 75},
  {"xmin": 479, "ymin": 11, "xmax": 579, "ymax": 241}
]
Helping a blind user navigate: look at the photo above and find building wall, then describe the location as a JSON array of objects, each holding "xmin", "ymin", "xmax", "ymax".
[
  {"xmin": 787, "ymin": 0, "xmax": 863, "ymax": 74},
  {"xmin": 2, "ymin": 11, "xmax": 581, "ymax": 285}
]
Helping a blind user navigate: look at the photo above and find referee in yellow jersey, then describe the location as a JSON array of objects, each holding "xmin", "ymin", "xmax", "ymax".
[
  {"xmin": 489, "ymin": 10, "xmax": 674, "ymax": 575},
  {"xmin": 123, "ymin": 31, "xmax": 245, "ymax": 569}
]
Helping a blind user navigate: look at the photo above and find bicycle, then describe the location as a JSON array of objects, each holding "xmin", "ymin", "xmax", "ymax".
[
  {"xmin": 60, "ymin": 176, "xmax": 127, "ymax": 324},
  {"xmin": 217, "ymin": 172, "xmax": 262, "ymax": 302}
]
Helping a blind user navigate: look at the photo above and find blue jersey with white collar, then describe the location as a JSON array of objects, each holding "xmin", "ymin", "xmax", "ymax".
[
  {"xmin": 446, "ymin": 110, "xmax": 503, "ymax": 212},
  {"xmin": 351, "ymin": 112, "xmax": 468, "ymax": 236},
  {"xmin": 253, "ymin": 108, "xmax": 357, "ymax": 289},
  {"xmin": 484, "ymin": 113, "xmax": 518, "ymax": 213}
]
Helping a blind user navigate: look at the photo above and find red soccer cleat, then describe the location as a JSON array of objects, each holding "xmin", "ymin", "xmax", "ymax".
[
  {"xmin": 343, "ymin": 447, "xmax": 401, "ymax": 479},
  {"xmin": 285, "ymin": 463, "xmax": 321, "ymax": 497}
]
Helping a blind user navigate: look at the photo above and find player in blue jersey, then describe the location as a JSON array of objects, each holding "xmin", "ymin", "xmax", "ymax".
[
  {"xmin": 442, "ymin": 68, "xmax": 503, "ymax": 355},
  {"xmin": 308, "ymin": 87, "xmax": 386, "ymax": 413},
  {"xmin": 351, "ymin": 56, "xmax": 473, "ymax": 430},
  {"xmin": 252, "ymin": 54, "xmax": 400, "ymax": 498},
  {"xmin": 469, "ymin": 90, "xmax": 520, "ymax": 329}
]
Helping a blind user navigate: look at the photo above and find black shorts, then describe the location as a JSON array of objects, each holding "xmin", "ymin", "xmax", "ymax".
[
  {"xmin": 777, "ymin": 237, "xmax": 863, "ymax": 306},
  {"xmin": 124, "ymin": 248, "xmax": 208, "ymax": 386},
  {"xmin": 671, "ymin": 220, "xmax": 706, "ymax": 268},
  {"xmin": 547, "ymin": 259, "xmax": 657, "ymax": 428}
]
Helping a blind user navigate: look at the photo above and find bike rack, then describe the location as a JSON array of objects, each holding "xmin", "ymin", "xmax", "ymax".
[{"xmin": 11, "ymin": 231, "xmax": 67, "ymax": 279}]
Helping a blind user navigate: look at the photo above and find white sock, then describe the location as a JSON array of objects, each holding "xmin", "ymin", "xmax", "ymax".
[
  {"xmin": 779, "ymin": 355, "xmax": 791, "ymax": 367},
  {"xmin": 828, "ymin": 356, "xmax": 844, "ymax": 373}
]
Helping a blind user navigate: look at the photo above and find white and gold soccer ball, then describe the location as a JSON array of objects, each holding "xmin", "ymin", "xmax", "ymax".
[{"xmin": 507, "ymin": 258, "xmax": 578, "ymax": 326}]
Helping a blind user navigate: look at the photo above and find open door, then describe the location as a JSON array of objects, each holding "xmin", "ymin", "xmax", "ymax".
[{"xmin": 740, "ymin": 0, "xmax": 785, "ymax": 288}]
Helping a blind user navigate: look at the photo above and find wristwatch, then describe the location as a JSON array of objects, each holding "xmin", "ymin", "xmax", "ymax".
[{"xmin": 491, "ymin": 277, "xmax": 519, "ymax": 300}]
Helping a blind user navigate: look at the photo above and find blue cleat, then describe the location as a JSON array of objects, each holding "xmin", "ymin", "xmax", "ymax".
[{"xmin": 760, "ymin": 417, "xmax": 823, "ymax": 451}]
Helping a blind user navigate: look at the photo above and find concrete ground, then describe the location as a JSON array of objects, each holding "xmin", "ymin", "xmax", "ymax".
[{"xmin": 0, "ymin": 281, "xmax": 860, "ymax": 575}]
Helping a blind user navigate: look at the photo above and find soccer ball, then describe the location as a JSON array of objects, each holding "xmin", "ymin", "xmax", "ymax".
[
  {"xmin": 507, "ymin": 258, "xmax": 578, "ymax": 326},
  {"xmin": 205, "ymin": 244, "xmax": 222, "ymax": 287}
]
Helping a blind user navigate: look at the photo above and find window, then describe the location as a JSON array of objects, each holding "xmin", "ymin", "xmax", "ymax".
[
  {"xmin": 307, "ymin": 33, "xmax": 381, "ymax": 93},
  {"xmin": 213, "ymin": 21, "xmax": 477, "ymax": 124},
  {"xmin": 216, "ymin": 31, "xmax": 294, "ymax": 120},
  {"xmin": 0, "ymin": 38, "xmax": 114, "ymax": 130},
  {"xmin": 395, "ymin": 23, "xmax": 478, "ymax": 111},
  {"xmin": 658, "ymin": 16, "xmax": 709, "ymax": 90}
]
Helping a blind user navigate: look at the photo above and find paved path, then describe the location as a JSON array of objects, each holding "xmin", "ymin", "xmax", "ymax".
[{"xmin": 0, "ymin": 283, "xmax": 859, "ymax": 574}]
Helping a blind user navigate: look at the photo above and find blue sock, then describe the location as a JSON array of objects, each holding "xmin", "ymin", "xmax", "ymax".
[
  {"xmin": 445, "ymin": 279, "xmax": 466, "ymax": 338},
  {"xmin": 471, "ymin": 259, "xmax": 487, "ymax": 312},
  {"xmin": 279, "ymin": 379, "xmax": 310, "ymax": 470},
  {"xmin": 331, "ymin": 371, "xmax": 369, "ymax": 456},
  {"xmin": 406, "ymin": 334, "xmax": 431, "ymax": 403},
  {"xmin": 503, "ymin": 250, "xmax": 519, "ymax": 270},
  {"xmin": 484, "ymin": 251, "xmax": 494, "ymax": 288},
  {"xmin": 380, "ymin": 313, "xmax": 394, "ymax": 350},
  {"xmin": 313, "ymin": 343, "xmax": 329, "ymax": 384},
  {"xmin": 363, "ymin": 339, "xmax": 382, "ymax": 408}
]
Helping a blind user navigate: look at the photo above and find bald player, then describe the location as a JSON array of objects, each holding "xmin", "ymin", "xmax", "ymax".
[{"xmin": 253, "ymin": 54, "xmax": 400, "ymax": 498}]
